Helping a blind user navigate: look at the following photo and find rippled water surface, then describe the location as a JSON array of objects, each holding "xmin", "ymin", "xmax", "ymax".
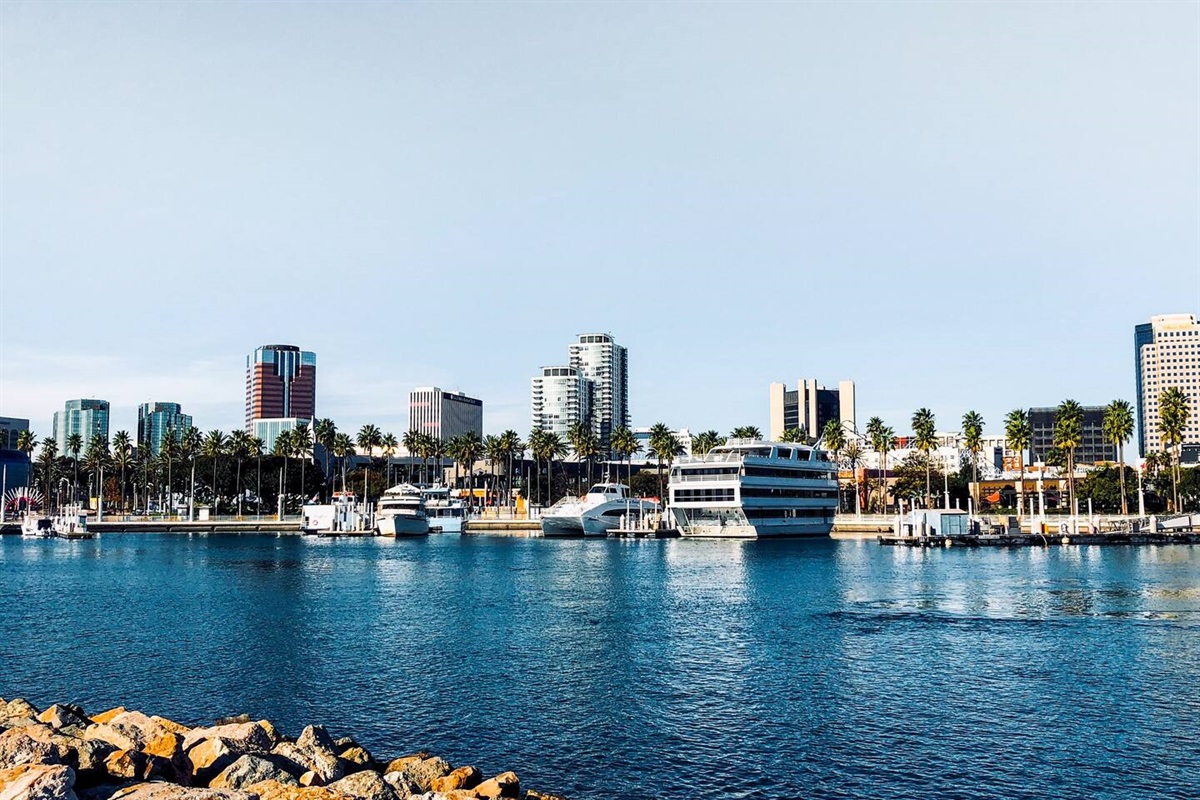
[{"xmin": 2, "ymin": 534, "xmax": 1198, "ymax": 798}]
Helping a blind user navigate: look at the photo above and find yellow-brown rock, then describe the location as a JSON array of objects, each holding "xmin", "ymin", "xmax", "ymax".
[
  {"xmin": 104, "ymin": 749, "xmax": 145, "ymax": 780},
  {"xmin": 243, "ymin": 779, "xmax": 356, "ymax": 800},
  {"xmin": 382, "ymin": 755, "xmax": 423, "ymax": 775},
  {"xmin": 186, "ymin": 737, "xmax": 239, "ymax": 784},
  {"xmin": 473, "ymin": 771, "xmax": 520, "ymax": 799},
  {"xmin": 0, "ymin": 763, "xmax": 76, "ymax": 800},
  {"xmin": 151, "ymin": 716, "xmax": 192, "ymax": 735},
  {"xmin": 182, "ymin": 722, "xmax": 272, "ymax": 754},
  {"xmin": 337, "ymin": 746, "xmax": 372, "ymax": 770},
  {"xmin": 430, "ymin": 765, "xmax": 481, "ymax": 793},
  {"xmin": 35, "ymin": 704, "xmax": 86, "ymax": 730},
  {"xmin": 1, "ymin": 699, "xmax": 37, "ymax": 720},
  {"xmin": 143, "ymin": 733, "xmax": 183, "ymax": 762},
  {"xmin": 90, "ymin": 707, "xmax": 127, "ymax": 724}
]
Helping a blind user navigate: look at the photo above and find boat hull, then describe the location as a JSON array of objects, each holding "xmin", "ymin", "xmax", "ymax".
[
  {"xmin": 541, "ymin": 516, "xmax": 585, "ymax": 537},
  {"xmin": 378, "ymin": 513, "xmax": 429, "ymax": 537}
]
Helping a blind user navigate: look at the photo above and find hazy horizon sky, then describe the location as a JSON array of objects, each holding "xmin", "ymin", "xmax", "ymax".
[{"xmin": 2, "ymin": 1, "xmax": 1197, "ymax": 443}]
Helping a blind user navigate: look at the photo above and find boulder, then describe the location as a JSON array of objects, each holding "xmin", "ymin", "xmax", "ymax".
[
  {"xmin": 381, "ymin": 754, "xmax": 426, "ymax": 776},
  {"xmin": 295, "ymin": 727, "xmax": 337, "ymax": 758},
  {"xmin": 108, "ymin": 785, "xmax": 256, "ymax": 799},
  {"xmin": 242, "ymin": 780, "xmax": 356, "ymax": 800},
  {"xmin": 325, "ymin": 771, "xmax": 397, "ymax": 800},
  {"xmin": 272, "ymin": 739, "xmax": 342, "ymax": 785},
  {"xmin": 103, "ymin": 750, "xmax": 147, "ymax": 781},
  {"xmin": 380, "ymin": 772, "xmax": 419, "ymax": 797},
  {"xmin": 186, "ymin": 738, "xmax": 241, "ymax": 786},
  {"xmin": 89, "ymin": 708, "xmax": 128, "ymax": 725},
  {"xmin": 430, "ymin": 766, "xmax": 480, "ymax": 793},
  {"xmin": 473, "ymin": 772, "xmax": 520, "ymax": 799},
  {"xmin": 2, "ymin": 699, "xmax": 38, "ymax": 720},
  {"xmin": 210, "ymin": 756, "xmax": 299, "ymax": 791},
  {"xmin": 37, "ymin": 704, "xmax": 89, "ymax": 731},
  {"xmin": 75, "ymin": 738, "xmax": 118, "ymax": 778},
  {"xmin": 151, "ymin": 717, "xmax": 192, "ymax": 736},
  {"xmin": 0, "ymin": 727, "xmax": 70, "ymax": 769},
  {"xmin": 0, "ymin": 763, "xmax": 77, "ymax": 800},
  {"xmin": 182, "ymin": 723, "xmax": 271, "ymax": 755},
  {"xmin": 87, "ymin": 712, "xmax": 176, "ymax": 752},
  {"xmin": 395, "ymin": 757, "xmax": 450, "ymax": 792},
  {"xmin": 213, "ymin": 715, "xmax": 251, "ymax": 727},
  {"xmin": 336, "ymin": 746, "xmax": 372, "ymax": 772},
  {"xmin": 143, "ymin": 733, "xmax": 184, "ymax": 763}
]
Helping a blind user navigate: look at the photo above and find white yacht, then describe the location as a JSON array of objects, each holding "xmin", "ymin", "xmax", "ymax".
[
  {"xmin": 541, "ymin": 483, "xmax": 660, "ymax": 538},
  {"xmin": 669, "ymin": 439, "xmax": 838, "ymax": 538},
  {"xmin": 421, "ymin": 486, "xmax": 466, "ymax": 533},
  {"xmin": 52, "ymin": 505, "xmax": 92, "ymax": 539},
  {"xmin": 376, "ymin": 484, "xmax": 430, "ymax": 537},
  {"xmin": 21, "ymin": 512, "xmax": 52, "ymax": 538}
]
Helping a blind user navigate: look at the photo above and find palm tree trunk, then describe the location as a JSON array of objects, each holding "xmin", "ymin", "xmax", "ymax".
[
  {"xmin": 1118, "ymin": 443, "xmax": 1127, "ymax": 516},
  {"xmin": 212, "ymin": 458, "xmax": 218, "ymax": 515},
  {"xmin": 236, "ymin": 461, "xmax": 244, "ymax": 517},
  {"xmin": 925, "ymin": 463, "xmax": 931, "ymax": 509},
  {"xmin": 281, "ymin": 458, "xmax": 288, "ymax": 517},
  {"xmin": 257, "ymin": 456, "xmax": 262, "ymax": 518}
]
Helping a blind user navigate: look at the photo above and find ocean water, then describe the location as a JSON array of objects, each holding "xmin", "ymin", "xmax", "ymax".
[{"xmin": 1, "ymin": 534, "xmax": 1197, "ymax": 799}]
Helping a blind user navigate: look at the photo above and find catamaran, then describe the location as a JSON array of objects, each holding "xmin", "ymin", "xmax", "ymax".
[{"xmin": 541, "ymin": 483, "xmax": 660, "ymax": 538}]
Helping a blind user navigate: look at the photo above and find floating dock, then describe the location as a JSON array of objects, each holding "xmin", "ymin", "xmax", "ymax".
[{"xmin": 879, "ymin": 531, "xmax": 1200, "ymax": 547}]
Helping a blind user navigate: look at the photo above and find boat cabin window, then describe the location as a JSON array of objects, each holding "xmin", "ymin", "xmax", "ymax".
[
  {"xmin": 591, "ymin": 485, "xmax": 619, "ymax": 495},
  {"xmin": 775, "ymin": 448, "xmax": 794, "ymax": 460}
]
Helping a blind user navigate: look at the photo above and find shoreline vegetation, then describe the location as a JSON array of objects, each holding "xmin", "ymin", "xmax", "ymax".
[{"xmin": 0, "ymin": 698, "xmax": 559, "ymax": 800}]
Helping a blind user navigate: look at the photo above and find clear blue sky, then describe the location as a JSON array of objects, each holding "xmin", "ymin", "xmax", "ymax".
[{"xmin": 2, "ymin": 1, "xmax": 1197, "ymax": 442}]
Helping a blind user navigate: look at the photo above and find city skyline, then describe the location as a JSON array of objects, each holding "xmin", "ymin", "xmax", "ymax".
[{"xmin": 1, "ymin": 3, "xmax": 1196, "ymax": 447}]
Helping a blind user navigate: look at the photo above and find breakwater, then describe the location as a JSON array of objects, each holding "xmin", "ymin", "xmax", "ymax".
[{"xmin": 0, "ymin": 698, "xmax": 555, "ymax": 800}]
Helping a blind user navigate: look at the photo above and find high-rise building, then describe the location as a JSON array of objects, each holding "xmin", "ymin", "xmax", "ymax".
[
  {"xmin": 0, "ymin": 417, "xmax": 29, "ymax": 451},
  {"xmin": 409, "ymin": 387, "xmax": 484, "ymax": 442},
  {"xmin": 768, "ymin": 379, "xmax": 856, "ymax": 441},
  {"xmin": 137, "ymin": 402, "xmax": 193, "ymax": 455},
  {"xmin": 253, "ymin": 418, "xmax": 308, "ymax": 454},
  {"xmin": 1134, "ymin": 313, "xmax": 1200, "ymax": 457},
  {"xmin": 245, "ymin": 344, "xmax": 316, "ymax": 432},
  {"xmin": 53, "ymin": 399, "xmax": 110, "ymax": 454},
  {"xmin": 568, "ymin": 333, "xmax": 629, "ymax": 452},
  {"xmin": 1028, "ymin": 406, "xmax": 1116, "ymax": 466},
  {"xmin": 531, "ymin": 366, "xmax": 592, "ymax": 439},
  {"xmin": 0, "ymin": 416, "xmax": 31, "ymax": 489}
]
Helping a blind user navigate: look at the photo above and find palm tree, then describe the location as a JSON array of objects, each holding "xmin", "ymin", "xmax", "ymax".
[
  {"xmin": 527, "ymin": 429, "xmax": 547, "ymax": 506},
  {"xmin": 83, "ymin": 434, "xmax": 111, "ymax": 511},
  {"xmin": 273, "ymin": 429, "xmax": 294, "ymax": 515},
  {"xmin": 691, "ymin": 430, "xmax": 725, "ymax": 456},
  {"xmin": 529, "ymin": 430, "xmax": 568, "ymax": 505},
  {"xmin": 1054, "ymin": 399, "xmax": 1084, "ymax": 515},
  {"xmin": 647, "ymin": 422, "xmax": 678, "ymax": 500},
  {"xmin": 843, "ymin": 439, "xmax": 864, "ymax": 515},
  {"xmin": 821, "ymin": 420, "xmax": 847, "ymax": 512},
  {"xmin": 333, "ymin": 433, "xmax": 355, "ymax": 494},
  {"xmin": 402, "ymin": 429, "xmax": 423, "ymax": 483},
  {"xmin": 180, "ymin": 426, "xmax": 201, "ymax": 520},
  {"xmin": 962, "ymin": 411, "xmax": 984, "ymax": 512},
  {"xmin": 445, "ymin": 434, "xmax": 467, "ymax": 495},
  {"xmin": 1158, "ymin": 387, "xmax": 1190, "ymax": 512},
  {"xmin": 202, "ymin": 430, "xmax": 228, "ymax": 512},
  {"xmin": 610, "ymin": 427, "xmax": 641, "ymax": 493},
  {"xmin": 293, "ymin": 422, "xmax": 313, "ymax": 504},
  {"xmin": 1004, "ymin": 409, "xmax": 1032, "ymax": 516},
  {"xmin": 730, "ymin": 426, "xmax": 763, "ymax": 440},
  {"xmin": 1102, "ymin": 399, "xmax": 1135, "ymax": 515},
  {"xmin": 455, "ymin": 432, "xmax": 484, "ymax": 511},
  {"xmin": 866, "ymin": 417, "xmax": 895, "ymax": 513},
  {"xmin": 66, "ymin": 433, "xmax": 83, "ymax": 503},
  {"xmin": 228, "ymin": 430, "xmax": 252, "ymax": 517},
  {"xmin": 911, "ymin": 408, "xmax": 937, "ymax": 508},
  {"xmin": 112, "ymin": 431, "xmax": 134, "ymax": 514},
  {"xmin": 499, "ymin": 430, "xmax": 524, "ymax": 510},
  {"xmin": 250, "ymin": 436, "xmax": 265, "ymax": 517},
  {"xmin": 313, "ymin": 418, "xmax": 338, "ymax": 497},
  {"xmin": 35, "ymin": 438, "xmax": 58, "ymax": 512},
  {"xmin": 381, "ymin": 432, "xmax": 398, "ymax": 487},
  {"xmin": 566, "ymin": 422, "xmax": 590, "ymax": 493},
  {"xmin": 779, "ymin": 427, "xmax": 807, "ymax": 443},
  {"xmin": 484, "ymin": 435, "xmax": 506, "ymax": 509},
  {"xmin": 356, "ymin": 424, "xmax": 382, "ymax": 503}
]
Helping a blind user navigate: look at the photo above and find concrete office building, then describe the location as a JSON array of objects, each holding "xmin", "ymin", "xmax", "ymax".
[
  {"xmin": 568, "ymin": 333, "xmax": 629, "ymax": 452},
  {"xmin": 1134, "ymin": 313, "xmax": 1200, "ymax": 457},
  {"xmin": 245, "ymin": 344, "xmax": 316, "ymax": 432},
  {"xmin": 0, "ymin": 416, "xmax": 31, "ymax": 490},
  {"xmin": 137, "ymin": 402, "xmax": 193, "ymax": 455},
  {"xmin": 769, "ymin": 379, "xmax": 856, "ymax": 442},
  {"xmin": 531, "ymin": 366, "xmax": 592, "ymax": 439},
  {"xmin": 1028, "ymin": 406, "xmax": 1116, "ymax": 466},
  {"xmin": 53, "ymin": 399, "xmax": 110, "ymax": 455},
  {"xmin": 409, "ymin": 387, "xmax": 484, "ymax": 442}
]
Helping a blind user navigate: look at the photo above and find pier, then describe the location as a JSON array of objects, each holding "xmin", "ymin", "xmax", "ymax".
[{"xmin": 878, "ymin": 530, "xmax": 1200, "ymax": 547}]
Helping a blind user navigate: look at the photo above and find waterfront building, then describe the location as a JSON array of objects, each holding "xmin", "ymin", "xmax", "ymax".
[
  {"xmin": 409, "ymin": 387, "xmax": 483, "ymax": 442},
  {"xmin": 768, "ymin": 379, "xmax": 856, "ymax": 441},
  {"xmin": 0, "ymin": 416, "xmax": 31, "ymax": 489},
  {"xmin": 245, "ymin": 344, "xmax": 316, "ymax": 432},
  {"xmin": 531, "ymin": 366, "xmax": 592, "ymax": 439},
  {"xmin": 1028, "ymin": 406, "xmax": 1116, "ymax": 466},
  {"xmin": 568, "ymin": 333, "xmax": 629, "ymax": 452},
  {"xmin": 1134, "ymin": 313, "xmax": 1200, "ymax": 457},
  {"xmin": 137, "ymin": 402, "xmax": 193, "ymax": 455},
  {"xmin": 52, "ymin": 399, "xmax": 110, "ymax": 454}
]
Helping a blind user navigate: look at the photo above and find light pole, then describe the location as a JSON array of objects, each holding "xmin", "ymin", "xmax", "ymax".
[{"xmin": 1137, "ymin": 460, "xmax": 1145, "ymax": 517}]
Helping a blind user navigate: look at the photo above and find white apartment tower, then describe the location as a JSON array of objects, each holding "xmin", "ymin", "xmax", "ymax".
[
  {"xmin": 530, "ymin": 367, "xmax": 592, "ymax": 439},
  {"xmin": 1134, "ymin": 313, "xmax": 1200, "ymax": 457},
  {"xmin": 409, "ymin": 387, "xmax": 484, "ymax": 442},
  {"xmin": 568, "ymin": 333, "xmax": 629, "ymax": 452}
]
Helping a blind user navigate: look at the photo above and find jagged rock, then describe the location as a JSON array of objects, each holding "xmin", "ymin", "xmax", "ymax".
[
  {"xmin": 430, "ymin": 766, "xmax": 480, "ymax": 793},
  {"xmin": 337, "ymin": 746, "xmax": 372, "ymax": 772},
  {"xmin": 90, "ymin": 708, "xmax": 127, "ymax": 725},
  {"xmin": 242, "ymin": 780, "xmax": 355, "ymax": 800},
  {"xmin": 295, "ymin": 727, "xmax": 337, "ymax": 758},
  {"xmin": 523, "ymin": 792, "xmax": 569, "ymax": 800},
  {"xmin": 380, "ymin": 772, "xmax": 418, "ymax": 797},
  {"xmin": 214, "ymin": 715, "xmax": 251, "ymax": 727},
  {"xmin": 108, "ymin": 785, "xmax": 255, "ymax": 799},
  {"xmin": 272, "ymin": 737, "xmax": 342, "ymax": 785},
  {"xmin": 104, "ymin": 750, "xmax": 147, "ymax": 780},
  {"xmin": 473, "ymin": 771, "xmax": 519, "ymax": 799},
  {"xmin": 87, "ymin": 712, "xmax": 176, "ymax": 752},
  {"xmin": 258, "ymin": 722, "xmax": 279, "ymax": 747},
  {"xmin": 325, "ymin": 771, "xmax": 397, "ymax": 800},
  {"xmin": 209, "ymin": 756, "xmax": 298, "ymax": 790},
  {"xmin": 37, "ymin": 704, "xmax": 89, "ymax": 730},
  {"xmin": 298, "ymin": 771, "xmax": 320, "ymax": 787},
  {"xmin": 0, "ymin": 727, "xmax": 70, "ymax": 768},
  {"xmin": 2, "ymin": 699, "xmax": 38, "ymax": 720},
  {"xmin": 381, "ymin": 755, "xmax": 426, "ymax": 776},
  {"xmin": 0, "ymin": 763, "xmax": 77, "ymax": 800},
  {"xmin": 395, "ymin": 757, "xmax": 450, "ymax": 792},
  {"xmin": 182, "ymin": 723, "xmax": 271, "ymax": 755},
  {"xmin": 76, "ymin": 738, "xmax": 118, "ymax": 776},
  {"xmin": 143, "ymin": 733, "xmax": 184, "ymax": 763},
  {"xmin": 150, "ymin": 718, "xmax": 191, "ymax": 736},
  {"xmin": 185, "ymin": 738, "xmax": 240, "ymax": 785},
  {"xmin": 76, "ymin": 781, "xmax": 139, "ymax": 800},
  {"xmin": 431, "ymin": 791, "xmax": 482, "ymax": 800}
]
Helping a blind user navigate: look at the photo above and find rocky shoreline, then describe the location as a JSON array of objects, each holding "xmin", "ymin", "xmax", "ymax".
[{"xmin": 0, "ymin": 698, "xmax": 563, "ymax": 800}]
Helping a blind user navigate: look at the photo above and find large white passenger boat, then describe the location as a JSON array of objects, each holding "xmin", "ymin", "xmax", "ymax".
[
  {"xmin": 541, "ymin": 483, "xmax": 660, "ymax": 537},
  {"xmin": 668, "ymin": 439, "xmax": 838, "ymax": 538},
  {"xmin": 376, "ymin": 484, "xmax": 430, "ymax": 537}
]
